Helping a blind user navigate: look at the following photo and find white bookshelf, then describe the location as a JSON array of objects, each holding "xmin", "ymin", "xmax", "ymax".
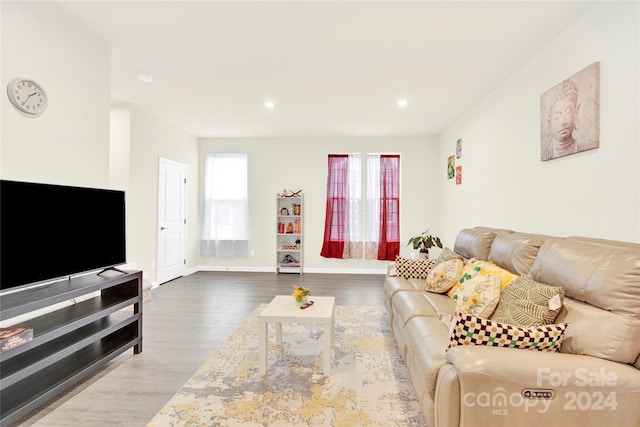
[{"xmin": 276, "ymin": 193, "xmax": 303, "ymax": 274}]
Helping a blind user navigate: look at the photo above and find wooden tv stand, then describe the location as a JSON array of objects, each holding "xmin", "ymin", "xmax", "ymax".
[{"xmin": 0, "ymin": 270, "xmax": 142, "ymax": 426}]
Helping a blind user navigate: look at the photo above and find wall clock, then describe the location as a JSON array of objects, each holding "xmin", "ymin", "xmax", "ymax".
[{"xmin": 7, "ymin": 78, "xmax": 48, "ymax": 116}]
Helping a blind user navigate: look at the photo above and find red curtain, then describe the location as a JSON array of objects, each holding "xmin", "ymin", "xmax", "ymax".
[
  {"xmin": 320, "ymin": 155, "xmax": 348, "ymax": 258},
  {"xmin": 377, "ymin": 155, "xmax": 400, "ymax": 260}
]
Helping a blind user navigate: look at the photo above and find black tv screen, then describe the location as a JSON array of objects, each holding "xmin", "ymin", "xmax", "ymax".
[{"xmin": 1, "ymin": 180, "xmax": 126, "ymax": 290}]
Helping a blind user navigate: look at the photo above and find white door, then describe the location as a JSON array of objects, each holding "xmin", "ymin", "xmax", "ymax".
[{"xmin": 157, "ymin": 157, "xmax": 187, "ymax": 284}]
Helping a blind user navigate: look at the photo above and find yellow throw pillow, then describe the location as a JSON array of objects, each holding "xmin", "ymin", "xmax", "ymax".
[
  {"xmin": 447, "ymin": 258, "xmax": 482, "ymax": 299},
  {"xmin": 454, "ymin": 274, "xmax": 502, "ymax": 318},
  {"xmin": 447, "ymin": 258, "xmax": 518, "ymax": 300},
  {"xmin": 425, "ymin": 259, "xmax": 464, "ymax": 293}
]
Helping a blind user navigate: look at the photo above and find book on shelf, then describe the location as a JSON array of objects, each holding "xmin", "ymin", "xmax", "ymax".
[{"xmin": 0, "ymin": 326, "xmax": 33, "ymax": 351}]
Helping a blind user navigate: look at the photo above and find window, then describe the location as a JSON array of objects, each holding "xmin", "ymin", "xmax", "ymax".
[
  {"xmin": 320, "ymin": 154, "xmax": 400, "ymax": 261},
  {"xmin": 200, "ymin": 154, "xmax": 249, "ymax": 257}
]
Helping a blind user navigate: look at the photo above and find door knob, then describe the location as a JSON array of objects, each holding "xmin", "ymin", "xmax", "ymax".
[{"xmin": 160, "ymin": 226, "xmax": 167, "ymax": 230}]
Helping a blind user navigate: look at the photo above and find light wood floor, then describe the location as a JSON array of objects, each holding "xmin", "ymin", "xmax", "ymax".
[{"xmin": 16, "ymin": 271, "xmax": 386, "ymax": 426}]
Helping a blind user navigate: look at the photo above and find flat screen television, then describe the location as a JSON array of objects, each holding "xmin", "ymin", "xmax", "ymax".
[{"xmin": 0, "ymin": 180, "xmax": 126, "ymax": 291}]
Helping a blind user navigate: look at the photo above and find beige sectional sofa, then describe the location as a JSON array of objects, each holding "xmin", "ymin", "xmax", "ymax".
[{"xmin": 384, "ymin": 226, "xmax": 640, "ymax": 427}]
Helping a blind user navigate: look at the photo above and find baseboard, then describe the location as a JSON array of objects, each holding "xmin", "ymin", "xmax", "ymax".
[{"xmin": 191, "ymin": 266, "xmax": 388, "ymax": 275}]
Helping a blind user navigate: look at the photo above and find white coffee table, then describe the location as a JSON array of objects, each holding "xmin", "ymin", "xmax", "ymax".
[{"xmin": 258, "ymin": 295, "xmax": 335, "ymax": 375}]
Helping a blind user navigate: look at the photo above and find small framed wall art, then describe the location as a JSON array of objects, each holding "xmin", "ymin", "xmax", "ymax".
[{"xmin": 447, "ymin": 155, "xmax": 455, "ymax": 179}]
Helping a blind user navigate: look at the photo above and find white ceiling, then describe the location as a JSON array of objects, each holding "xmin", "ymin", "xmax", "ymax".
[{"xmin": 58, "ymin": 1, "xmax": 596, "ymax": 139}]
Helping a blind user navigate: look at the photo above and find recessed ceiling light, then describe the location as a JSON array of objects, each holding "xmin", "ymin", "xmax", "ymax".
[
  {"xmin": 138, "ymin": 72, "xmax": 154, "ymax": 83},
  {"xmin": 358, "ymin": 128, "xmax": 376, "ymax": 134},
  {"xmin": 206, "ymin": 130, "xmax": 225, "ymax": 135},
  {"xmin": 397, "ymin": 99, "xmax": 408, "ymax": 108},
  {"xmin": 264, "ymin": 101, "xmax": 275, "ymax": 110}
]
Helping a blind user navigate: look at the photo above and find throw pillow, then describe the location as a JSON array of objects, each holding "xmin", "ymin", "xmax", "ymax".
[
  {"xmin": 447, "ymin": 311, "xmax": 568, "ymax": 353},
  {"xmin": 447, "ymin": 258, "xmax": 483, "ymax": 299},
  {"xmin": 433, "ymin": 247, "xmax": 464, "ymax": 267},
  {"xmin": 454, "ymin": 274, "xmax": 502, "ymax": 317},
  {"xmin": 425, "ymin": 259, "xmax": 464, "ymax": 293},
  {"xmin": 490, "ymin": 276, "xmax": 565, "ymax": 327},
  {"xmin": 394, "ymin": 256, "xmax": 436, "ymax": 280},
  {"xmin": 447, "ymin": 258, "xmax": 518, "ymax": 300}
]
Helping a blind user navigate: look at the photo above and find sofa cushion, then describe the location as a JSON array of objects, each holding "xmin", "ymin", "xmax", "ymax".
[
  {"xmin": 392, "ymin": 292, "xmax": 439, "ymax": 326},
  {"xmin": 557, "ymin": 298, "xmax": 640, "ymax": 364},
  {"xmin": 404, "ymin": 316, "xmax": 451, "ymax": 399},
  {"xmin": 395, "ymin": 256, "xmax": 436, "ymax": 280},
  {"xmin": 453, "ymin": 274, "xmax": 501, "ymax": 318},
  {"xmin": 425, "ymin": 259, "xmax": 464, "ymax": 293},
  {"xmin": 529, "ymin": 238, "xmax": 640, "ymax": 318},
  {"xmin": 383, "ymin": 275, "xmax": 425, "ymax": 320},
  {"xmin": 422, "ymin": 292, "xmax": 457, "ymax": 316},
  {"xmin": 447, "ymin": 311, "xmax": 568, "ymax": 352},
  {"xmin": 490, "ymin": 276, "xmax": 565, "ymax": 327}
]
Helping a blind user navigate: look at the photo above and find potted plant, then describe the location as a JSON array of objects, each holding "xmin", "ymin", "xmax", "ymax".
[{"xmin": 407, "ymin": 229, "xmax": 443, "ymax": 259}]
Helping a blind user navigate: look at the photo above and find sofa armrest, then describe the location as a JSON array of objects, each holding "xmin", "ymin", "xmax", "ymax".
[{"xmin": 445, "ymin": 346, "xmax": 640, "ymax": 427}]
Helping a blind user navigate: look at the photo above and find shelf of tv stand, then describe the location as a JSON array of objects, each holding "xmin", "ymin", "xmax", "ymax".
[{"xmin": 0, "ymin": 270, "xmax": 142, "ymax": 426}]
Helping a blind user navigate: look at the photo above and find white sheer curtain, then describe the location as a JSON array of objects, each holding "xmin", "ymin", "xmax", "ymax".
[
  {"xmin": 342, "ymin": 154, "xmax": 362, "ymax": 258},
  {"xmin": 365, "ymin": 154, "xmax": 381, "ymax": 259},
  {"xmin": 200, "ymin": 154, "xmax": 249, "ymax": 257}
]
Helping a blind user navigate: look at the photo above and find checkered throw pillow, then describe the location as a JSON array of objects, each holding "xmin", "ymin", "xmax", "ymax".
[
  {"xmin": 395, "ymin": 256, "xmax": 436, "ymax": 280},
  {"xmin": 447, "ymin": 311, "xmax": 568, "ymax": 352}
]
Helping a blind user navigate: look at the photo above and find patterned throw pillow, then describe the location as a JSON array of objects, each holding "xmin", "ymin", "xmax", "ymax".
[
  {"xmin": 394, "ymin": 256, "xmax": 436, "ymax": 280},
  {"xmin": 447, "ymin": 258, "xmax": 518, "ymax": 300},
  {"xmin": 432, "ymin": 247, "xmax": 464, "ymax": 267},
  {"xmin": 425, "ymin": 259, "xmax": 464, "ymax": 293},
  {"xmin": 447, "ymin": 311, "xmax": 568, "ymax": 352},
  {"xmin": 454, "ymin": 274, "xmax": 502, "ymax": 317},
  {"xmin": 490, "ymin": 276, "xmax": 565, "ymax": 327},
  {"xmin": 447, "ymin": 258, "xmax": 482, "ymax": 299}
]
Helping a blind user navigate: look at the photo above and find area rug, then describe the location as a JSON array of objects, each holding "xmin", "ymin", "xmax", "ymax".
[{"xmin": 147, "ymin": 304, "xmax": 426, "ymax": 427}]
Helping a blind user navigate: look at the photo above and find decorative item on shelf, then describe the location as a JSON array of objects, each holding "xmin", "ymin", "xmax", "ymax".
[
  {"xmin": 281, "ymin": 254, "xmax": 299, "ymax": 265},
  {"xmin": 296, "ymin": 239, "xmax": 301, "ymax": 249},
  {"xmin": 293, "ymin": 203, "xmax": 301, "ymax": 215},
  {"xmin": 0, "ymin": 326, "xmax": 33, "ymax": 352},
  {"xmin": 280, "ymin": 207, "xmax": 290, "ymax": 215},
  {"xmin": 292, "ymin": 285, "xmax": 311, "ymax": 305},
  {"xmin": 279, "ymin": 223, "xmax": 285, "ymax": 233},
  {"xmin": 286, "ymin": 222, "xmax": 294, "ymax": 233},
  {"xmin": 282, "ymin": 189, "xmax": 302, "ymax": 198},
  {"xmin": 407, "ymin": 229, "xmax": 443, "ymax": 259}
]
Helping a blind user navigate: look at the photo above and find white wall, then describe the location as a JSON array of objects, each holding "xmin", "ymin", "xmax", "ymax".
[
  {"xmin": 198, "ymin": 136, "xmax": 440, "ymax": 273},
  {"xmin": 1, "ymin": 1, "xmax": 111, "ymax": 188},
  {"xmin": 128, "ymin": 106, "xmax": 199, "ymax": 284},
  {"xmin": 110, "ymin": 105, "xmax": 131, "ymax": 190},
  {"xmin": 1, "ymin": 2, "xmax": 200, "ymax": 285},
  {"xmin": 437, "ymin": 1, "xmax": 640, "ymax": 246}
]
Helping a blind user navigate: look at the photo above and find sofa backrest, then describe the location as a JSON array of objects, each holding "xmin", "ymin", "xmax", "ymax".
[
  {"xmin": 487, "ymin": 232, "xmax": 550, "ymax": 276},
  {"xmin": 529, "ymin": 237, "xmax": 640, "ymax": 364},
  {"xmin": 453, "ymin": 227, "xmax": 508, "ymax": 260}
]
